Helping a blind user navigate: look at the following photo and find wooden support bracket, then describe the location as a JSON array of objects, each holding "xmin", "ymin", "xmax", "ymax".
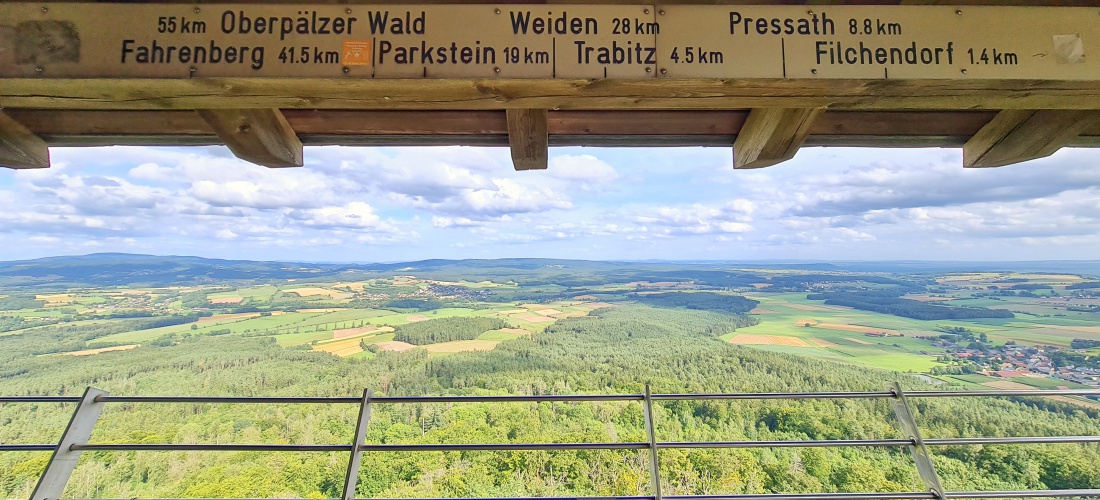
[
  {"xmin": 963, "ymin": 109, "xmax": 1100, "ymax": 168},
  {"xmin": 0, "ymin": 110, "xmax": 50, "ymax": 169},
  {"xmin": 196, "ymin": 109, "xmax": 303, "ymax": 168},
  {"xmin": 733, "ymin": 107, "xmax": 824, "ymax": 169},
  {"xmin": 506, "ymin": 109, "xmax": 549, "ymax": 171}
]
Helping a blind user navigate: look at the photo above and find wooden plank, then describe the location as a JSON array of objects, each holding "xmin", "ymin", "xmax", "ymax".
[
  {"xmin": 551, "ymin": 111, "xmax": 747, "ymax": 135},
  {"xmin": 733, "ymin": 107, "xmax": 824, "ymax": 169},
  {"xmin": 34, "ymin": 0, "xmax": 1100, "ymax": 7},
  {"xmin": 283, "ymin": 110, "xmax": 508, "ymax": 135},
  {"xmin": 812, "ymin": 111, "xmax": 997, "ymax": 136},
  {"xmin": 196, "ymin": 109, "xmax": 303, "ymax": 168},
  {"xmin": 963, "ymin": 109, "xmax": 1100, "ymax": 168},
  {"xmin": 6, "ymin": 79, "xmax": 1100, "ymax": 112},
  {"xmin": 8, "ymin": 109, "xmax": 1021, "ymax": 138},
  {"xmin": 506, "ymin": 109, "xmax": 548, "ymax": 171},
  {"xmin": 0, "ymin": 111, "xmax": 50, "ymax": 169}
]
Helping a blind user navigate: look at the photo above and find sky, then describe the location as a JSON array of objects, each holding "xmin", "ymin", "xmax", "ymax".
[{"xmin": 0, "ymin": 144, "xmax": 1098, "ymax": 263}]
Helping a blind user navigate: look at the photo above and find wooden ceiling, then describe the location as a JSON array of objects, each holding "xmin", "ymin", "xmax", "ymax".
[{"xmin": 3, "ymin": 0, "xmax": 1100, "ymax": 171}]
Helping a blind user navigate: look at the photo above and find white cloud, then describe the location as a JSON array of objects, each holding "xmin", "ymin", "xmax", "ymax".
[{"xmin": 287, "ymin": 202, "xmax": 395, "ymax": 232}]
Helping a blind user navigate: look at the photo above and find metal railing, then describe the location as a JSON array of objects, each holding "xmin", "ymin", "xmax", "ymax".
[{"xmin": 2, "ymin": 384, "xmax": 1100, "ymax": 500}]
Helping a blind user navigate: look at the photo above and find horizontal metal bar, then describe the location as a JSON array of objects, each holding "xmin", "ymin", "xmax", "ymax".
[
  {"xmin": 72, "ymin": 444, "xmax": 351, "ymax": 452},
  {"xmin": 908, "ymin": 389, "xmax": 1100, "ymax": 397},
  {"xmin": 373, "ymin": 394, "xmax": 645, "ymax": 403},
  {"xmin": 69, "ymin": 390, "xmax": 1100, "ymax": 405},
  {"xmin": 926, "ymin": 436, "xmax": 1100, "ymax": 446},
  {"xmin": 0, "ymin": 444, "xmax": 56, "ymax": 451},
  {"xmin": 664, "ymin": 494, "xmax": 935, "ymax": 500},
  {"xmin": 659, "ymin": 439, "xmax": 911, "ymax": 449},
  {"xmin": 0, "ymin": 396, "xmax": 81, "ymax": 403},
  {"xmin": 651, "ymin": 391, "xmax": 896, "ymax": 400},
  {"xmin": 361, "ymin": 442, "xmax": 648, "ymax": 451},
  {"xmin": 948, "ymin": 490, "xmax": 1100, "ymax": 498},
  {"xmin": 56, "ymin": 435, "xmax": 1100, "ymax": 454},
  {"xmin": 96, "ymin": 396, "xmax": 360, "ymax": 404}
]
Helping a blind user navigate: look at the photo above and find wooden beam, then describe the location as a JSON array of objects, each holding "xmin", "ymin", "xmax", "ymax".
[
  {"xmin": 506, "ymin": 109, "xmax": 548, "ymax": 171},
  {"xmin": 7, "ymin": 79, "xmax": 1100, "ymax": 112},
  {"xmin": 963, "ymin": 109, "xmax": 1100, "ymax": 168},
  {"xmin": 196, "ymin": 109, "xmax": 302, "ymax": 168},
  {"xmin": 0, "ymin": 111, "xmax": 50, "ymax": 169},
  {"xmin": 733, "ymin": 107, "xmax": 824, "ymax": 169}
]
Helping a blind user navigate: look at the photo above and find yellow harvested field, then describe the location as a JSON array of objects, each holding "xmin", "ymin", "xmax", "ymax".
[
  {"xmin": 36, "ymin": 293, "xmax": 74, "ymax": 305},
  {"xmin": 515, "ymin": 314, "xmax": 555, "ymax": 323},
  {"xmin": 573, "ymin": 295, "xmax": 599, "ymax": 301},
  {"xmin": 312, "ymin": 338, "xmax": 363, "ymax": 357},
  {"xmin": 198, "ymin": 312, "xmax": 261, "ymax": 323},
  {"xmin": 491, "ymin": 309, "xmax": 528, "ymax": 316},
  {"xmin": 793, "ymin": 319, "xmax": 820, "ymax": 326},
  {"xmin": 815, "ymin": 323, "xmax": 899, "ymax": 335},
  {"xmin": 783, "ymin": 303, "xmax": 832, "ymax": 311},
  {"xmin": 333, "ymin": 326, "xmax": 392, "ymax": 340},
  {"xmin": 729, "ymin": 334, "xmax": 812, "ymax": 347},
  {"xmin": 209, "ymin": 297, "xmax": 243, "ymax": 304},
  {"xmin": 585, "ymin": 302, "xmax": 614, "ymax": 309},
  {"xmin": 519, "ymin": 304, "xmax": 553, "ymax": 310},
  {"xmin": 533, "ymin": 308, "xmax": 563, "ymax": 316},
  {"xmin": 284, "ymin": 287, "xmax": 352, "ymax": 299},
  {"xmin": 1032, "ymin": 324, "xmax": 1100, "ymax": 334},
  {"xmin": 406, "ymin": 315, "xmax": 429, "ymax": 322},
  {"xmin": 808, "ymin": 338, "xmax": 838, "ymax": 347},
  {"xmin": 55, "ymin": 344, "xmax": 139, "ymax": 356},
  {"xmin": 549, "ymin": 311, "xmax": 589, "ymax": 319},
  {"xmin": 983, "ymin": 381, "xmax": 1100, "ymax": 410},
  {"xmin": 423, "ymin": 340, "xmax": 500, "ymax": 354},
  {"xmin": 750, "ymin": 308, "xmax": 778, "ymax": 314},
  {"xmin": 297, "ymin": 308, "xmax": 344, "ymax": 313},
  {"xmin": 751, "ymin": 283, "xmax": 773, "ymax": 289},
  {"xmin": 843, "ymin": 337, "xmax": 873, "ymax": 345},
  {"xmin": 375, "ymin": 341, "xmax": 418, "ymax": 352}
]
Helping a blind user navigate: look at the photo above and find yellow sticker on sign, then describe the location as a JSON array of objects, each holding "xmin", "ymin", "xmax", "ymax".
[{"xmin": 343, "ymin": 40, "xmax": 372, "ymax": 65}]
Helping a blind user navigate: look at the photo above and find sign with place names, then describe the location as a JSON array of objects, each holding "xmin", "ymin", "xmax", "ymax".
[{"xmin": 0, "ymin": 3, "xmax": 1096, "ymax": 80}]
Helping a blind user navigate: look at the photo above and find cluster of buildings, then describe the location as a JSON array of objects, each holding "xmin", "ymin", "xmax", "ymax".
[{"xmin": 945, "ymin": 342, "xmax": 1100, "ymax": 388}]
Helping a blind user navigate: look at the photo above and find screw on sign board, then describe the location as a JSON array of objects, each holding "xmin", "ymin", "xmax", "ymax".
[{"xmin": 0, "ymin": 3, "xmax": 1096, "ymax": 80}]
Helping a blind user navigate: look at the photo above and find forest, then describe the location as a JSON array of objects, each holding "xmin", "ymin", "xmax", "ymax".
[
  {"xmin": 1, "ymin": 256, "xmax": 1099, "ymax": 500},
  {"xmin": 2, "ymin": 304, "xmax": 1098, "ymax": 499},
  {"xmin": 393, "ymin": 317, "xmax": 510, "ymax": 345},
  {"xmin": 806, "ymin": 292, "xmax": 1016, "ymax": 320}
]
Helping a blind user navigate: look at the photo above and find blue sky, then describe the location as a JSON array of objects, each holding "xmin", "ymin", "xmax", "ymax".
[{"xmin": 0, "ymin": 144, "xmax": 1098, "ymax": 262}]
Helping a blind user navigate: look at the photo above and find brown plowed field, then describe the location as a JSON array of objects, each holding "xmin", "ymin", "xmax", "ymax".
[{"xmin": 374, "ymin": 341, "xmax": 417, "ymax": 352}]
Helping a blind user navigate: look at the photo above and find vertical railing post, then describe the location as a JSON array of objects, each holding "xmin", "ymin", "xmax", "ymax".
[
  {"xmin": 887, "ymin": 382, "xmax": 947, "ymax": 500},
  {"xmin": 31, "ymin": 387, "xmax": 108, "ymax": 500},
  {"xmin": 342, "ymin": 388, "xmax": 373, "ymax": 500},
  {"xmin": 642, "ymin": 385, "xmax": 663, "ymax": 500}
]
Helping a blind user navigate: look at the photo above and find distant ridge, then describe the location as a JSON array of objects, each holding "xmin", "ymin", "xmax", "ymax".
[{"xmin": 0, "ymin": 253, "xmax": 1097, "ymax": 289}]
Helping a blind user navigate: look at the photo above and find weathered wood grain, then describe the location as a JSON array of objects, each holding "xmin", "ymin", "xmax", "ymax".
[
  {"xmin": 506, "ymin": 109, "xmax": 549, "ymax": 170},
  {"xmin": 963, "ymin": 109, "xmax": 1100, "ymax": 168},
  {"xmin": 196, "ymin": 109, "xmax": 303, "ymax": 168},
  {"xmin": 734, "ymin": 107, "xmax": 824, "ymax": 169},
  {"xmin": 0, "ymin": 111, "xmax": 50, "ymax": 169}
]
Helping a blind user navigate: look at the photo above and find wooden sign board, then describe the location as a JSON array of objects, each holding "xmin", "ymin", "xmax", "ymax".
[{"xmin": 0, "ymin": 3, "xmax": 1096, "ymax": 80}]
